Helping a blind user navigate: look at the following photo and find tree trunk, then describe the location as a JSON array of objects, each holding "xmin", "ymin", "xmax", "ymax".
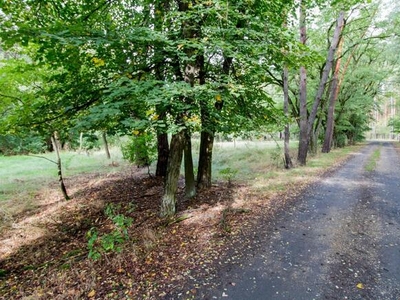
[
  {"xmin": 197, "ymin": 130, "xmax": 214, "ymax": 189},
  {"xmin": 298, "ymin": 10, "xmax": 345, "ymax": 165},
  {"xmin": 322, "ymin": 69, "xmax": 339, "ymax": 153},
  {"xmin": 79, "ymin": 132, "xmax": 83, "ymax": 153},
  {"xmin": 323, "ymin": 24, "xmax": 345, "ymax": 153},
  {"xmin": 102, "ymin": 131, "xmax": 111, "ymax": 159},
  {"xmin": 51, "ymin": 134, "xmax": 70, "ymax": 200},
  {"xmin": 156, "ymin": 133, "xmax": 169, "ymax": 177},
  {"xmin": 160, "ymin": 131, "xmax": 185, "ymax": 218},
  {"xmin": 283, "ymin": 66, "xmax": 293, "ymax": 169},
  {"xmin": 297, "ymin": 0, "xmax": 308, "ymax": 165},
  {"xmin": 184, "ymin": 130, "xmax": 196, "ymax": 198},
  {"xmin": 307, "ymin": 11, "xmax": 345, "ymax": 140}
]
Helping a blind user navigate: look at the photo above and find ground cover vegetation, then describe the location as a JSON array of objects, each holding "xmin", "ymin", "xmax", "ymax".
[{"xmin": 1, "ymin": 0, "xmax": 400, "ymax": 297}]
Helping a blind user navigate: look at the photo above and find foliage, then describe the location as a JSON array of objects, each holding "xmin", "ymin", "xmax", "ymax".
[
  {"xmin": 87, "ymin": 203, "xmax": 133, "ymax": 260},
  {"xmin": 389, "ymin": 117, "xmax": 400, "ymax": 134},
  {"xmin": 80, "ymin": 133, "xmax": 101, "ymax": 152},
  {"xmin": 0, "ymin": 134, "xmax": 46, "ymax": 155},
  {"xmin": 121, "ymin": 132, "xmax": 157, "ymax": 167}
]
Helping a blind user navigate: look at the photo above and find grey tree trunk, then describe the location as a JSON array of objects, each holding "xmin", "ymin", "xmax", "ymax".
[
  {"xmin": 51, "ymin": 134, "xmax": 70, "ymax": 200},
  {"xmin": 298, "ymin": 10, "xmax": 345, "ymax": 165},
  {"xmin": 307, "ymin": 11, "xmax": 345, "ymax": 140},
  {"xmin": 283, "ymin": 66, "xmax": 293, "ymax": 169},
  {"xmin": 160, "ymin": 131, "xmax": 185, "ymax": 218},
  {"xmin": 297, "ymin": 0, "xmax": 308, "ymax": 166},
  {"xmin": 322, "ymin": 35, "xmax": 345, "ymax": 153},
  {"xmin": 197, "ymin": 130, "xmax": 214, "ymax": 189},
  {"xmin": 102, "ymin": 131, "xmax": 111, "ymax": 159},
  {"xmin": 184, "ymin": 131, "xmax": 196, "ymax": 198}
]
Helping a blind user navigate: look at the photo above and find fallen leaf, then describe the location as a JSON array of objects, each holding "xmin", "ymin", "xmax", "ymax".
[
  {"xmin": 88, "ymin": 290, "xmax": 96, "ymax": 298},
  {"xmin": 356, "ymin": 283, "xmax": 364, "ymax": 289}
]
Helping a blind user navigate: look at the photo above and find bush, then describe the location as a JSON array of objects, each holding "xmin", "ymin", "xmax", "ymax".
[{"xmin": 121, "ymin": 132, "xmax": 157, "ymax": 167}]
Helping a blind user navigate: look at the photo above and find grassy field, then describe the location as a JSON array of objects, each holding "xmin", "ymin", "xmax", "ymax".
[
  {"xmin": 0, "ymin": 148, "xmax": 126, "ymax": 220},
  {"xmin": 0, "ymin": 140, "xmax": 363, "ymax": 226}
]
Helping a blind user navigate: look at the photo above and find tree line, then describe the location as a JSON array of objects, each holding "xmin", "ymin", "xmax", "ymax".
[{"xmin": 0, "ymin": 0, "xmax": 398, "ymax": 217}]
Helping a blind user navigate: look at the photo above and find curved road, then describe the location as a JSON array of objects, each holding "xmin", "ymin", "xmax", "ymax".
[{"xmin": 197, "ymin": 142, "xmax": 400, "ymax": 299}]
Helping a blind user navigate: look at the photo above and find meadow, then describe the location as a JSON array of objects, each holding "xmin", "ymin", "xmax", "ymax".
[{"xmin": 0, "ymin": 139, "xmax": 361, "ymax": 227}]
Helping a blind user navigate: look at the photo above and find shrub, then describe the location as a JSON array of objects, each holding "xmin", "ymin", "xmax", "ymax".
[{"xmin": 121, "ymin": 132, "xmax": 156, "ymax": 167}]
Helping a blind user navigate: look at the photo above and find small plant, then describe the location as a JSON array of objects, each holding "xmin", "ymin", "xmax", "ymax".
[
  {"xmin": 87, "ymin": 203, "xmax": 133, "ymax": 260},
  {"xmin": 219, "ymin": 167, "xmax": 238, "ymax": 186}
]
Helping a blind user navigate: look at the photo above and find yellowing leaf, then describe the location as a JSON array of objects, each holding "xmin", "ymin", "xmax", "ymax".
[
  {"xmin": 177, "ymin": 44, "xmax": 184, "ymax": 50},
  {"xmin": 88, "ymin": 290, "xmax": 96, "ymax": 298},
  {"xmin": 356, "ymin": 283, "xmax": 364, "ymax": 289},
  {"xmin": 215, "ymin": 94, "xmax": 222, "ymax": 102},
  {"xmin": 91, "ymin": 57, "xmax": 105, "ymax": 67}
]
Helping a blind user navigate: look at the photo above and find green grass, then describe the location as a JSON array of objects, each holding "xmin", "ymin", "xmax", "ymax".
[
  {"xmin": 364, "ymin": 148, "xmax": 381, "ymax": 172},
  {"xmin": 0, "ymin": 149, "xmax": 126, "ymax": 203},
  {"xmin": 0, "ymin": 139, "xmax": 362, "ymax": 226},
  {"xmin": 211, "ymin": 140, "xmax": 298, "ymax": 182}
]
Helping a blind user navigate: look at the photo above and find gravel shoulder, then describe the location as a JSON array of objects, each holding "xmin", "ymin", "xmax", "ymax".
[{"xmin": 196, "ymin": 141, "xmax": 400, "ymax": 300}]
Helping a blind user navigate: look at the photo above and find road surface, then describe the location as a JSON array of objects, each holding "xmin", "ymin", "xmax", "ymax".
[{"xmin": 196, "ymin": 142, "xmax": 400, "ymax": 299}]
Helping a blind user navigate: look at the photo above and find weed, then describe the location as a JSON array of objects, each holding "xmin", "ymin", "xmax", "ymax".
[
  {"xmin": 87, "ymin": 203, "xmax": 133, "ymax": 260},
  {"xmin": 219, "ymin": 167, "xmax": 238, "ymax": 186}
]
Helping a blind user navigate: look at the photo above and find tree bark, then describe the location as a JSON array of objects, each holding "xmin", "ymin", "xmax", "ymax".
[
  {"xmin": 156, "ymin": 133, "xmax": 169, "ymax": 177},
  {"xmin": 297, "ymin": 0, "xmax": 308, "ymax": 165},
  {"xmin": 283, "ymin": 66, "xmax": 293, "ymax": 169},
  {"xmin": 307, "ymin": 11, "xmax": 345, "ymax": 142},
  {"xmin": 102, "ymin": 131, "xmax": 111, "ymax": 159},
  {"xmin": 51, "ymin": 134, "xmax": 70, "ymax": 200},
  {"xmin": 197, "ymin": 130, "xmax": 214, "ymax": 189},
  {"xmin": 322, "ymin": 64, "xmax": 340, "ymax": 152},
  {"xmin": 298, "ymin": 10, "xmax": 345, "ymax": 164},
  {"xmin": 160, "ymin": 131, "xmax": 185, "ymax": 218},
  {"xmin": 184, "ymin": 130, "xmax": 196, "ymax": 198}
]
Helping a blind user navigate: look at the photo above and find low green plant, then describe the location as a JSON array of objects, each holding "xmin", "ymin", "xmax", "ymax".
[
  {"xmin": 219, "ymin": 167, "xmax": 238, "ymax": 186},
  {"xmin": 87, "ymin": 203, "xmax": 133, "ymax": 260}
]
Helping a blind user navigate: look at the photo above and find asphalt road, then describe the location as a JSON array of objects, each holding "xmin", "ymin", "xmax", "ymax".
[{"xmin": 200, "ymin": 141, "xmax": 400, "ymax": 300}]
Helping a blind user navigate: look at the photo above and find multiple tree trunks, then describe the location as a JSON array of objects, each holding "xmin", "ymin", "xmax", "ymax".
[{"xmin": 298, "ymin": 10, "xmax": 345, "ymax": 164}]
